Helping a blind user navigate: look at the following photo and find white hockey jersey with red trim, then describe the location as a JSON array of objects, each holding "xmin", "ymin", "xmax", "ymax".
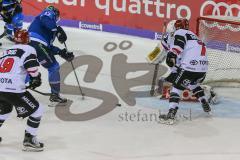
[
  {"xmin": 0, "ymin": 44, "xmax": 39, "ymax": 93},
  {"xmin": 170, "ymin": 29, "xmax": 208, "ymax": 72}
]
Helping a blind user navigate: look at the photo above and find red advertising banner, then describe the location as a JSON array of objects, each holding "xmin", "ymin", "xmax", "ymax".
[{"xmin": 22, "ymin": 0, "xmax": 240, "ymax": 33}]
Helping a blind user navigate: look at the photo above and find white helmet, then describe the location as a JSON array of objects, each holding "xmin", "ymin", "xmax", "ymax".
[{"xmin": 166, "ymin": 20, "xmax": 176, "ymax": 34}]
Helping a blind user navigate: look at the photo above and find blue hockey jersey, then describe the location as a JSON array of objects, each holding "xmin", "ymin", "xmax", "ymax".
[{"xmin": 28, "ymin": 8, "xmax": 59, "ymax": 50}]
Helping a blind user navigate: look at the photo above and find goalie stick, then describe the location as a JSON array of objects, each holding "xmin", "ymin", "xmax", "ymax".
[{"xmin": 150, "ymin": 21, "xmax": 167, "ymax": 96}]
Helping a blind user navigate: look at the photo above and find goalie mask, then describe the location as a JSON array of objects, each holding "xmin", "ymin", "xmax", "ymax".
[{"xmin": 174, "ymin": 18, "xmax": 189, "ymax": 30}]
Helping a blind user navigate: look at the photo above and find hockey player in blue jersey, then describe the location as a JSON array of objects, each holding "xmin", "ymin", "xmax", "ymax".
[
  {"xmin": 28, "ymin": 5, "xmax": 74, "ymax": 103},
  {"xmin": 0, "ymin": 0, "xmax": 23, "ymax": 41}
]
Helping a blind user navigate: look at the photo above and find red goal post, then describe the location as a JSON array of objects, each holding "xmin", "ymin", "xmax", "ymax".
[{"xmin": 196, "ymin": 16, "xmax": 240, "ymax": 87}]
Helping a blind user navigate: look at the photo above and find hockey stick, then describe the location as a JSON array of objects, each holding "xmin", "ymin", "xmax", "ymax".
[
  {"xmin": 150, "ymin": 63, "xmax": 159, "ymax": 96},
  {"xmin": 63, "ymin": 42, "xmax": 85, "ymax": 100},
  {"xmin": 150, "ymin": 21, "xmax": 167, "ymax": 96},
  {"xmin": 26, "ymin": 86, "xmax": 52, "ymax": 96}
]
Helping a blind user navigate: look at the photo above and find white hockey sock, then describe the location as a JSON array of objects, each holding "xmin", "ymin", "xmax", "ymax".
[{"xmin": 25, "ymin": 104, "xmax": 44, "ymax": 136}]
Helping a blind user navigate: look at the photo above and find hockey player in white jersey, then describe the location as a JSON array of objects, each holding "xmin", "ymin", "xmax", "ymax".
[
  {"xmin": 159, "ymin": 18, "xmax": 211, "ymax": 123},
  {"xmin": 0, "ymin": 29, "xmax": 44, "ymax": 151}
]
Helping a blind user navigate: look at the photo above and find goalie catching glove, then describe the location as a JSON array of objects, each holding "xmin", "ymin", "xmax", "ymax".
[
  {"xmin": 166, "ymin": 51, "xmax": 177, "ymax": 67},
  {"xmin": 28, "ymin": 73, "xmax": 42, "ymax": 90},
  {"xmin": 56, "ymin": 26, "xmax": 67, "ymax": 43},
  {"xmin": 58, "ymin": 48, "xmax": 74, "ymax": 62}
]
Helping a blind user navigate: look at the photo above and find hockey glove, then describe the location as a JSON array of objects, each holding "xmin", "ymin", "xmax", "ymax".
[
  {"xmin": 56, "ymin": 26, "xmax": 67, "ymax": 44},
  {"xmin": 59, "ymin": 49, "xmax": 74, "ymax": 62},
  {"xmin": 166, "ymin": 51, "xmax": 177, "ymax": 67},
  {"xmin": 29, "ymin": 73, "xmax": 42, "ymax": 89}
]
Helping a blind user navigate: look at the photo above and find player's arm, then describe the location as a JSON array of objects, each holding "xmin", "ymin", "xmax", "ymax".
[
  {"xmin": 166, "ymin": 31, "xmax": 186, "ymax": 67},
  {"xmin": 23, "ymin": 53, "xmax": 41, "ymax": 89},
  {"xmin": 171, "ymin": 30, "xmax": 186, "ymax": 55},
  {"xmin": 50, "ymin": 45, "xmax": 74, "ymax": 62}
]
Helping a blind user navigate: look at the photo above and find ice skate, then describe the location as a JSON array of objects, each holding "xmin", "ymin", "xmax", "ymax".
[
  {"xmin": 23, "ymin": 132, "xmax": 44, "ymax": 152},
  {"xmin": 49, "ymin": 93, "xmax": 68, "ymax": 107},
  {"xmin": 159, "ymin": 107, "xmax": 178, "ymax": 125}
]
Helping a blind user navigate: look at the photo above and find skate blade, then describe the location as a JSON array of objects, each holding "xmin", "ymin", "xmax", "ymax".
[
  {"xmin": 159, "ymin": 118, "xmax": 176, "ymax": 125},
  {"xmin": 22, "ymin": 146, "xmax": 44, "ymax": 152},
  {"xmin": 48, "ymin": 101, "xmax": 68, "ymax": 107}
]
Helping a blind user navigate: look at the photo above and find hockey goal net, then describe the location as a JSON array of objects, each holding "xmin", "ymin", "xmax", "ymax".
[{"xmin": 197, "ymin": 16, "xmax": 240, "ymax": 86}]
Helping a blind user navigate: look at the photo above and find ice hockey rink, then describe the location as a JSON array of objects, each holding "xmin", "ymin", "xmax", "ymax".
[{"xmin": 1, "ymin": 23, "xmax": 240, "ymax": 160}]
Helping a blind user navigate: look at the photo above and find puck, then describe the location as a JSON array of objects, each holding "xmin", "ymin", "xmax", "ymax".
[
  {"xmin": 116, "ymin": 103, "xmax": 122, "ymax": 107},
  {"xmin": 0, "ymin": 137, "xmax": 2, "ymax": 142},
  {"xmin": 0, "ymin": 43, "xmax": 2, "ymax": 46}
]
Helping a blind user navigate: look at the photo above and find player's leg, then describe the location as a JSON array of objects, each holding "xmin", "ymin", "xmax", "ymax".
[
  {"xmin": 0, "ymin": 93, "xmax": 14, "ymax": 142},
  {"xmin": 11, "ymin": 91, "xmax": 44, "ymax": 151},
  {"xmin": 157, "ymin": 66, "xmax": 178, "ymax": 94},
  {"xmin": 159, "ymin": 69, "xmax": 186, "ymax": 121},
  {"xmin": 29, "ymin": 41, "xmax": 67, "ymax": 103},
  {"xmin": 189, "ymin": 73, "xmax": 211, "ymax": 112},
  {"xmin": 0, "ymin": 101, "xmax": 13, "ymax": 127}
]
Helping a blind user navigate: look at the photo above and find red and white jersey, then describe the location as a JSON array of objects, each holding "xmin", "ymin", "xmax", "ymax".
[
  {"xmin": 170, "ymin": 29, "xmax": 208, "ymax": 72},
  {"xmin": 0, "ymin": 44, "xmax": 39, "ymax": 93},
  {"xmin": 161, "ymin": 32, "xmax": 181, "ymax": 69}
]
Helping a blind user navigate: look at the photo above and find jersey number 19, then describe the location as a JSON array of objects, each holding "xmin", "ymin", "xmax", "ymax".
[{"xmin": 0, "ymin": 57, "xmax": 14, "ymax": 73}]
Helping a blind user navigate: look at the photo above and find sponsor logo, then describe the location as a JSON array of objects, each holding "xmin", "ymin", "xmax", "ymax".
[
  {"xmin": 200, "ymin": 1, "xmax": 240, "ymax": 17},
  {"xmin": 199, "ymin": 60, "xmax": 208, "ymax": 65},
  {"xmin": 189, "ymin": 60, "xmax": 208, "ymax": 66},
  {"xmin": 79, "ymin": 21, "xmax": 102, "ymax": 31},
  {"xmin": 190, "ymin": 60, "xmax": 198, "ymax": 65},
  {"xmin": 154, "ymin": 32, "xmax": 162, "ymax": 40},
  {"xmin": 16, "ymin": 107, "xmax": 27, "ymax": 115},
  {"xmin": 182, "ymin": 79, "xmax": 191, "ymax": 86},
  {"xmin": 22, "ymin": 96, "xmax": 37, "ymax": 109}
]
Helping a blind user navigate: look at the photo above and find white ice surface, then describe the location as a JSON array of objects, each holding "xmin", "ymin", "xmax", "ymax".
[{"xmin": 0, "ymin": 22, "xmax": 240, "ymax": 160}]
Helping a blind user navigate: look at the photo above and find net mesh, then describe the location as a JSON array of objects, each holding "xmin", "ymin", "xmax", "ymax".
[{"xmin": 197, "ymin": 16, "xmax": 240, "ymax": 86}]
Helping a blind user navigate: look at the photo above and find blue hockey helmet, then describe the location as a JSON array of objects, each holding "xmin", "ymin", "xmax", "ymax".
[{"xmin": 46, "ymin": 5, "xmax": 60, "ymax": 21}]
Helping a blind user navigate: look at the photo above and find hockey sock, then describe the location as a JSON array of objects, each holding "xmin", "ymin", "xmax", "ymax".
[
  {"xmin": 26, "ymin": 105, "xmax": 44, "ymax": 136},
  {"xmin": 26, "ymin": 116, "xmax": 41, "ymax": 136},
  {"xmin": 169, "ymin": 87, "xmax": 181, "ymax": 109}
]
